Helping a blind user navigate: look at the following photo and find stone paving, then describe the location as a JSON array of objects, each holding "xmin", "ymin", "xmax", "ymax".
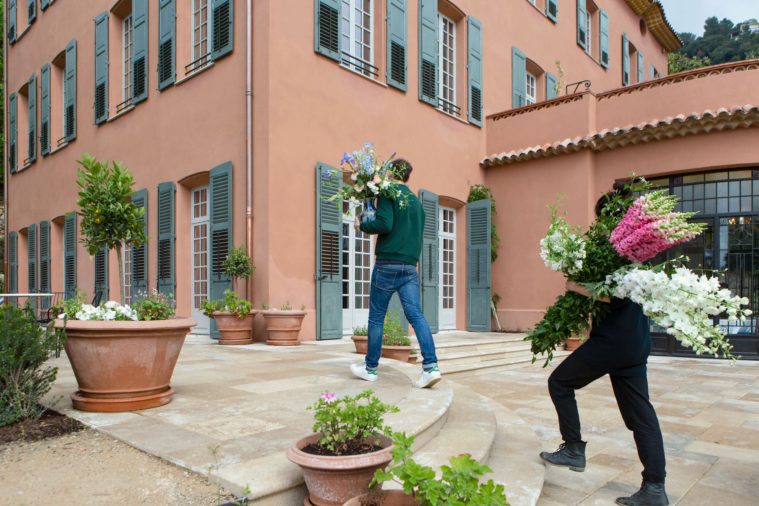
[{"xmin": 459, "ymin": 355, "xmax": 759, "ymax": 506}]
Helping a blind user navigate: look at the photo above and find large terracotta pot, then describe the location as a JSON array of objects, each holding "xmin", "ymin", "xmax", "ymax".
[
  {"xmin": 351, "ymin": 335, "xmax": 368, "ymax": 354},
  {"xmin": 213, "ymin": 311, "xmax": 255, "ymax": 345},
  {"xmin": 343, "ymin": 490, "xmax": 419, "ymax": 506},
  {"xmin": 262, "ymin": 310, "xmax": 306, "ymax": 346},
  {"xmin": 381, "ymin": 345, "xmax": 412, "ymax": 362},
  {"xmin": 288, "ymin": 433, "xmax": 393, "ymax": 506},
  {"xmin": 54, "ymin": 318, "xmax": 195, "ymax": 412}
]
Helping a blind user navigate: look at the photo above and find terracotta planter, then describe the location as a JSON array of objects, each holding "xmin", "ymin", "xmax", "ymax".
[
  {"xmin": 262, "ymin": 310, "xmax": 306, "ymax": 346},
  {"xmin": 351, "ymin": 335, "xmax": 368, "ymax": 354},
  {"xmin": 343, "ymin": 490, "xmax": 419, "ymax": 506},
  {"xmin": 213, "ymin": 311, "xmax": 255, "ymax": 345},
  {"xmin": 381, "ymin": 345, "xmax": 412, "ymax": 362},
  {"xmin": 54, "ymin": 317, "xmax": 195, "ymax": 412},
  {"xmin": 288, "ymin": 433, "xmax": 393, "ymax": 506},
  {"xmin": 565, "ymin": 337, "xmax": 582, "ymax": 351},
  {"xmin": 407, "ymin": 354, "xmax": 418, "ymax": 364}
]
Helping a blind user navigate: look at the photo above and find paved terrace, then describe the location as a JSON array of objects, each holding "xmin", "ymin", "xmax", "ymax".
[{"xmin": 43, "ymin": 334, "xmax": 759, "ymax": 505}]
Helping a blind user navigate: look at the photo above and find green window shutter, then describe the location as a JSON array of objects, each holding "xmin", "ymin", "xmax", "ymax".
[
  {"xmin": 8, "ymin": 232, "xmax": 18, "ymax": 294},
  {"xmin": 315, "ymin": 163, "xmax": 343, "ymax": 339},
  {"xmin": 546, "ymin": 0, "xmax": 558, "ymax": 23},
  {"xmin": 650, "ymin": 64, "xmax": 656, "ymax": 80},
  {"xmin": 158, "ymin": 0, "xmax": 176, "ymax": 90},
  {"xmin": 94, "ymin": 248, "xmax": 109, "ymax": 302},
  {"xmin": 638, "ymin": 51, "xmax": 644, "ymax": 83},
  {"xmin": 211, "ymin": 0, "xmax": 234, "ymax": 60},
  {"xmin": 210, "ymin": 162, "xmax": 232, "ymax": 322},
  {"xmin": 94, "ymin": 12, "xmax": 109, "ymax": 124},
  {"xmin": 28, "ymin": 0, "xmax": 36, "ymax": 24},
  {"xmin": 9, "ymin": 93, "xmax": 17, "ymax": 174},
  {"xmin": 40, "ymin": 64, "xmax": 51, "ymax": 155},
  {"xmin": 39, "ymin": 221, "xmax": 51, "ymax": 309},
  {"xmin": 418, "ymin": 0, "xmax": 438, "ymax": 106},
  {"xmin": 546, "ymin": 72, "xmax": 557, "ymax": 100},
  {"xmin": 599, "ymin": 10, "xmax": 609, "ymax": 68},
  {"xmin": 314, "ymin": 0, "xmax": 341, "ymax": 62},
  {"xmin": 8, "ymin": 0, "xmax": 16, "ymax": 44},
  {"xmin": 466, "ymin": 199, "xmax": 491, "ymax": 331},
  {"xmin": 131, "ymin": 189, "xmax": 148, "ymax": 301},
  {"xmin": 157, "ymin": 182, "xmax": 176, "ymax": 296},
  {"xmin": 419, "ymin": 189, "xmax": 439, "ymax": 333},
  {"xmin": 64, "ymin": 213, "xmax": 77, "ymax": 300},
  {"xmin": 28, "ymin": 224, "xmax": 38, "ymax": 294},
  {"xmin": 132, "ymin": 0, "xmax": 149, "ymax": 104},
  {"xmin": 28, "ymin": 73, "xmax": 37, "ymax": 164},
  {"xmin": 576, "ymin": 0, "xmax": 587, "ymax": 50},
  {"xmin": 64, "ymin": 39, "xmax": 77, "ymax": 142},
  {"xmin": 386, "ymin": 0, "xmax": 407, "ymax": 91},
  {"xmin": 511, "ymin": 47, "xmax": 526, "ymax": 108},
  {"xmin": 622, "ymin": 33, "xmax": 630, "ymax": 86},
  {"xmin": 467, "ymin": 16, "xmax": 483, "ymax": 127},
  {"xmin": 41, "ymin": 0, "xmax": 49, "ymax": 10}
]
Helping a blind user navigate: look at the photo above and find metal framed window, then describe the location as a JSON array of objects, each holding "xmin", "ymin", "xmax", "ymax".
[
  {"xmin": 122, "ymin": 15, "xmax": 134, "ymax": 101},
  {"xmin": 122, "ymin": 242, "xmax": 132, "ymax": 305},
  {"xmin": 192, "ymin": 0, "xmax": 210, "ymax": 66},
  {"xmin": 192, "ymin": 187, "xmax": 210, "ymax": 311},
  {"xmin": 525, "ymin": 72, "xmax": 537, "ymax": 104},
  {"xmin": 438, "ymin": 14, "xmax": 456, "ymax": 114},
  {"xmin": 340, "ymin": 0, "xmax": 375, "ymax": 76}
]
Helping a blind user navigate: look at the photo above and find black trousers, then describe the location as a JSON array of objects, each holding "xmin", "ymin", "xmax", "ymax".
[{"xmin": 547, "ymin": 352, "xmax": 666, "ymax": 483}]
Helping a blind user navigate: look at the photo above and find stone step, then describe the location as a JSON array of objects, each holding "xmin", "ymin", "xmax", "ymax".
[
  {"xmin": 433, "ymin": 345, "xmax": 535, "ymax": 367},
  {"xmin": 430, "ymin": 334, "xmax": 529, "ymax": 354}
]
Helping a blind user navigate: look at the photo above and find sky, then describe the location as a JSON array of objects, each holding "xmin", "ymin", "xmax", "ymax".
[{"xmin": 659, "ymin": 0, "xmax": 758, "ymax": 35}]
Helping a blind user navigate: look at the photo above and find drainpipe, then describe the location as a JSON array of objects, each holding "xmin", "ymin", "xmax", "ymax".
[{"xmin": 245, "ymin": 0, "xmax": 254, "ymax": 300}]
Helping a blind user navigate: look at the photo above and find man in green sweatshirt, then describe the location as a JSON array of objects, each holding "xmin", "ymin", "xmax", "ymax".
[{"xmin": 350, "ymin": 159, "xmax": 441, "ymax": 389}]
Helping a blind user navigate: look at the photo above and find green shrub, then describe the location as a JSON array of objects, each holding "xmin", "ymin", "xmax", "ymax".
[
  {"xmin": 202, "ymin": 290, "xmax": 252, "ymax": 319},
  {"xmin": 383, "ymin": 314, "xmax": 411, "ymax": 346},
  {"xmin": 133, "ymin": 290, "xmax": 176, "ymax": 321},
  {"xmin": 222, "ymin": 246, "xmax": 255, "ymax": 284},
  {"xmin": 0, "ymin": 306, "xmax": 63, "ymax": 427},
  {"xmin": 353, "ymin": 326, "xmax": 368, "ymax": 336}
]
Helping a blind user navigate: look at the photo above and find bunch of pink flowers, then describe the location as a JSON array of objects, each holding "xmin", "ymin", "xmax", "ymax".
[{"xmin": 610, "ymin": 190, "xmax": 705, "ymax": 263}]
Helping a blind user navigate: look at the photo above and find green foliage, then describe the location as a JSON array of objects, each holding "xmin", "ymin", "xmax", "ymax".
[
  {"xmin": 202, "ymin": 289, "xmax": 252, "ymax": 319},
  {"xmin": 52, "ymin": 289, "xmax": 87, "ymax": 319},
  {"xmin": 280, "ymin": 302, "xmax": 292, "ymax": 311},
  {"xmin": 668, "ymin": 53, "xmax": 712, "ymax": 74},
  {"xmin": 309, "ymin": 389, "xmax": 399, "ymax": 456},
  {"xmin": 352, "ymin": 326, "xmax": 368, "ymax": 336},
  {"xmin": 0, "ymin": 305, "xmax": 63, "ymax": 427},
  {"xmin": 372, "ymin": 432, "xmax": 509, "ymax": 506},
  {"xmin": 222, "ymin": 246, "xmax": 254, "ymax": 283},
  {"xmin": 133, "ymin": 290, "xmax": 175, "ymax": 321},
  {"xmin": 467, "ymin": 185, "xmax": 500, "ymax": 262},
  {"xmin": 383, "ymin": 313, "xmax": 411, "ymax": 346},
  {"xmin": 674, "ymin": 16, "xmax": 759, "ymax": 72}
]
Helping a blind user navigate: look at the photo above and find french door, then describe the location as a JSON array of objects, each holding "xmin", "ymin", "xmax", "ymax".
[
  {"xmin": 191, "ymin": 187, "xmax": 211, "ymax": 334},
  {"xmin": 438, "ymin": 207, "xmax": 456, "ymax": 330},
  {"xmin": 341, "ymin": 206, "xmax": 374, "ymax": 335}
]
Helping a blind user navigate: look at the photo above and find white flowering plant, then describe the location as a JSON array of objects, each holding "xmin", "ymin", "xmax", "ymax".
[
  {"xmin": 66, "ymin": 300, "xmax": 138, "ymax": 321},
  {"xmin": 540, "ymin": 205, "xmax": 587, "ymax": 276}
]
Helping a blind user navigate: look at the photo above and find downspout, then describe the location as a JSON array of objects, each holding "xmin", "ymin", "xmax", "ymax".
[{"xmin": 245, "ymin": 0, "xmax": 254, "ymax": 300}]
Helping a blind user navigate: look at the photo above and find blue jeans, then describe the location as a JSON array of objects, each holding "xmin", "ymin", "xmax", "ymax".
[{"xmin": 365, "ymin": 263, "xmax": 438, "ymax": 371}]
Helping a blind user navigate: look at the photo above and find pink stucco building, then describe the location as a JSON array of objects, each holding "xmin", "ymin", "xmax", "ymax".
[{"xmin": 5, "ymin": 1, "xmax": 758, "ymax": 356}]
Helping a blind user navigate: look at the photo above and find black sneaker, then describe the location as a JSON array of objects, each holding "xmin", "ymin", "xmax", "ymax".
[
  {"xmin": 616, "ymin": 482, "xmax": 669, "ymax": 506},
  {"xmin": 539, "ymin": 441, "xmax": 586, "ymax": 472}
]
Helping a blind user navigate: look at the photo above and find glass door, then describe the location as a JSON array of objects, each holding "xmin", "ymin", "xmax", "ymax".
[
  {"xmin": 341, "ymin": 204, "xmax": 374, "ymax": 335},
  {"xmin": 191, "ymin": 187, "xmax": 211, "ymax": 335}
]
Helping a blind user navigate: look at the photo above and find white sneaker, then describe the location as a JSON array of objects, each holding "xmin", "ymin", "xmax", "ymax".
[
  {"xmin": 350, "ymin": 362, "xmax": 378, "ymax": 382},
  {"xmin": 415, "ymin": 367, "xmax": 442, "ymax": 389}
]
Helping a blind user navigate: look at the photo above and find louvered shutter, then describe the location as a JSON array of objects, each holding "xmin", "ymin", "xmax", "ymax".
[
  {"xmin": 28, "ymin": 73, "xmax": 37, "ymax": 164},
  {"xmin": 467, "ymin": 17, "xmax": 483, "ymax": 127},
  {"xmin": 132, "ymin": 0, "xmax": 148, "ymax": 104},
  {"xmin": 622, "ymin": 33, "xmax": 630, "ymax": 86},
  {"xmin": 650, "ymin": 64, "xmax": 656, "ymax": 80},
  {"xmin": 131, "ymin": 189, "xmax": 148, "ymax": 301},
  {"xmin": 316, "ymin": 163, "xmax": 343, "ymax": 339},
  {"xmin": 158, "ymin": 0, "xmax": 176, "ymax": 90},
  {"xmin": 94, "ymin": 248, "xmax": 109, "ymax": 302},
  {"xmin": 40, "ymin": 64, "xmax": 51, "ymax": 155},
  {"xmin": 314, "ymin": 0, "xmax": 341, "ymax": 61},
  {"xmin": 8, "ymin": 232, "xmax": 18, "ymax": 296},
  {"xmin": 210, "ymin": 162, "xmax": 232, "ymax": 314},
  {"xmin": 64, "ymin": 214, "xmax": 77, "ymax": 300},
  {"xmin": 8, "ymin": 0, "xmax": 16, "ymax": 44},
  {"xmin": 511, "ymin": 47, "xmax": 526, "ymax": 108},
  {"xmin": 64, "ymin": 39, "xmax": 77, "ymax": 142},
  {"xmin": 28, "ymin": 0, "xmax": 36, "ymax": 24},
  {"xmin": 157, "ymin": 182, "xmax": 176, "ymax": 296},
  {"xmin": 94, "ymin": 12, "xmax": 109, "ymax": 124},
  {"xmin": 600, "ymin": 10, "xmax": 610, "ymax": 68},
  {"xmin": 419, "ymin": 190, "xmax": 439, "ymax": 333},
  {"xmin": 546, "ymin": 72, "xmax": 557, "ymax": 100},
  {"xmin": 39, "ymin": 221, "xmax": 51, "ymax": 309},
  {"xmin": 546, "ymin": 0, "xmax": 558, "ymax": 22},
  {"xmin": 9, "ymin": 93, "xmax": 17, "ymax": 174},
  {"xmin": 211, "ymin": 0, "xmax": 234, "ymax": 60},
  {"xmin": 638, "ymin": 51, "xmax": 644, "ymax": 83},
  {"xmin": 418, "ymin": 0, "xmax": 437, "ymax": 106},
  {"xmin": 386, "ymin": 0, "xmax": 407, "ymax": 91},
  {"xmin": 577, "ymin": 0, "xmax": 587, "ymax": 49},
  {"xmin": 28, "ymin": 224, "xmax": 38, "ymax": 296},
  {"xmin": 41, "ymin": 0, "xmax": 49, "ymax": 10},
  {"xmin": 467, "ymin": 199, "xmax": 491, "ymax": 331}
]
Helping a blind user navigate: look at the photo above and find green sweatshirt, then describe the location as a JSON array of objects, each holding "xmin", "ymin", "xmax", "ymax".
[{"xmin": 360, "ymin": 185, "xmax": 424, "ymax": 265}]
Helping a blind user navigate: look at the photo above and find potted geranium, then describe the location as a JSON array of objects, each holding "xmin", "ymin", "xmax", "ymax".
[
  {"xmin": 380, "ymin": 314, "xmax": 412, "ymax": 362},
  {"xmin": 287, "ymin": 389, "xmax": 398, "ymax": 506},
  {"xmin": 54, "ymin": 154, "xmax": 195, "ymax": 413},
  {"xmin": 344, "ymin": 432, "xmax": 509, "ymax": 505},
  {"xmin": 261, "ymin": 302, "xmax": 306, "ymax": 346},
  {"xmin": 203, "ymin": 246, "xmax": 256, "ymax": 345},
  {"xmin": 351, "ymin": 326, "xmax": 368, "ymax": 354}
]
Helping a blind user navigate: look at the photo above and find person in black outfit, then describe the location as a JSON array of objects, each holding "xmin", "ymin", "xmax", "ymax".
[{"xmin": 539, "ymin": 192, "xmax": 669, "ymax": 506}]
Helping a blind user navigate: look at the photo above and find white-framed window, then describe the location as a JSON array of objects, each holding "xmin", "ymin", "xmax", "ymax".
[
  {"xmin": 525, "ymin": 72, "xmax": 537, "ymax": 105},
  {"xmin": 438, "ymin": 14, "xmax": 456, "ymax": 113},
  {"xmin": 439, "ymin": 207, "xmax": 456, "ymax": 330},
  {"xmin": 586, "ymin": 11, "xmax": 593, "ymax": 56},
  {"xmin": 341, "ymin": 203, "xmax": 372, "ymax": 312},
  {"xmin": 192, "ymin": 187, "xmax": 210, "ymax": 312},
  {"xmin": 122, "ymin": 15, "xmax": 134, "ymax": 101},
  {"xmin": 341, "ymin": 0, "xmax": 374, "ymax": 76},
  {"xmin": 192, "ymin": 0, "xmax": 210, "ymax": 65},
  {"xmin": 122, "ymin": 242, "xmax": 132, "ymax": 305}
]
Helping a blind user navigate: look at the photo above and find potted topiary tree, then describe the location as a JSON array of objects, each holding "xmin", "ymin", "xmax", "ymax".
[
  {"xmin": 54, "ymin": 154, "xmax": 195, "ymax": 412},
  {"xmin": 261, "ymin": 302, "xmax": 307, "ymax": 346},
  {"xmin": 381, "ymin": 314, "xmax": 413, "ymax": 362},
  {"xmin": 202, "ymin": 246, "xmax": 257, "ymax": 345}
]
